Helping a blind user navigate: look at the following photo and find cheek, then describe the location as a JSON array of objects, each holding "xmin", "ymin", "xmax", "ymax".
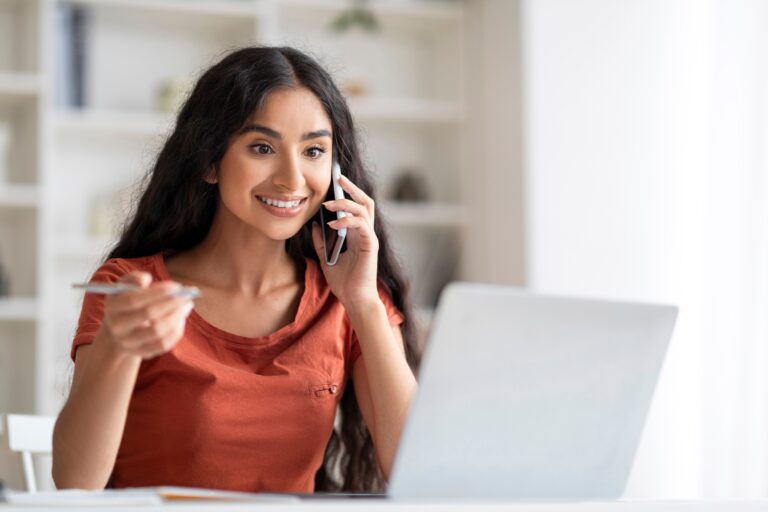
[
  {"xmin": 309, "ymin": 170, "xmax": 332, "ymax": 198},
  {"xmin": 219, "ymin": 155, "xmax": 267, "ymax": 187}
]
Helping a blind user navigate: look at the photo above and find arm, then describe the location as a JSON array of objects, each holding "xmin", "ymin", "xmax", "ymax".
[
  {"xmin": 348, "ymin": 300, "xmax": 417, "ymax": 480},
  {"xmin": 309, "ymin": 172, "xmax": 417, "ymax": 479},
  {"xmin": 52, "ymin": 272, "xmax": 193, "ymax": 489},
  {"xmin": 52, "ymin": 338, "xmax": 141, "ymax": 489}
]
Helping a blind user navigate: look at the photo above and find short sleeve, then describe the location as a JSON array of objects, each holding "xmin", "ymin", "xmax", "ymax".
[
  {"xmin": 349, "ymin": 283, "xmax": 405, "ymax": 366},
  {"xmin": 71, "ymin": 258, "xmax": 132, "ymax": 362}
]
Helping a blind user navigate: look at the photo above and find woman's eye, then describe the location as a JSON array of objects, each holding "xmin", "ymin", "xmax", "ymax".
[
  {"xmin": 251, "ymin": 144, "xmax": 273, "ymax": 155},
  {"xmin": 306, "ymin": 146, "xmax": 326, "ymax": 159}
]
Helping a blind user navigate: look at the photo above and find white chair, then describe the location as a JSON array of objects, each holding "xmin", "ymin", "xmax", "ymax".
[{"xmin": 4, "ymin": 414, "xmax": 56, "ymax": 492}]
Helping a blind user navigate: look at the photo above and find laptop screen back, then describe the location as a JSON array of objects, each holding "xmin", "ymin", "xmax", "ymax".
[{"xmin": 388, "ymin": 283, "xmax": 676, "ymax": 499}]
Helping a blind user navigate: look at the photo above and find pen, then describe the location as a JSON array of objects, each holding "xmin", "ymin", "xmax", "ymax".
[{"xmin": 72, "ymin": 282, "xmax": 201, "ymax": 299}]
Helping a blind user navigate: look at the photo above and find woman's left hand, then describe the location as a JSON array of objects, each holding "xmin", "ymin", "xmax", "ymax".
[{"xmin": 312, "ymin": 174, "xmax": 380, "ymax": 308}]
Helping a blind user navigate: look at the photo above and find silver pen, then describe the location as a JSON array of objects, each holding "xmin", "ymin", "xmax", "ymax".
[{"xmin": 72, "ymin": 282, "xmax": 201, "ymax": 299}]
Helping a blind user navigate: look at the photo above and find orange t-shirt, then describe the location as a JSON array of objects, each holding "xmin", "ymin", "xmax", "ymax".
[{"xmin": 71, "ymin": 253, "xmax": 404, "ymax": 493}]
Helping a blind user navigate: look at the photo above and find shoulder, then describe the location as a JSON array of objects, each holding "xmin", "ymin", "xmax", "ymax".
[{"xmin": 90, "ymin": 254, "xmax": 164, "ymax": 283}]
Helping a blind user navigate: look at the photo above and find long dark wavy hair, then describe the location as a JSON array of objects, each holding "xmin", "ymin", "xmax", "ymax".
[{"xmin": 105, "ymin": 47, "xmax": 420, "ymax": 492}]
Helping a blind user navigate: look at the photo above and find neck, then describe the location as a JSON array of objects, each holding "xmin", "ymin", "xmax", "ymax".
[{"xmin": 182, "ymin": 207, "xmax": 301, "ymax": 298}]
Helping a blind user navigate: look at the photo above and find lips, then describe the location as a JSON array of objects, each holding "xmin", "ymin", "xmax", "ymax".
[{"xmin": 255, "ymin": 195, "xmax": 308, "ymax": 218}]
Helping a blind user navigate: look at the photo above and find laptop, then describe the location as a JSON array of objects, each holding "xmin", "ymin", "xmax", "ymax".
[{"xmin": 386, "ymin": 282, "xmax": 677, "ymax": 500}]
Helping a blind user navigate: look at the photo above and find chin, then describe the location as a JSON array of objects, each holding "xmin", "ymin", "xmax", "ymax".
[{"xmin": 267, "ymin": 223, "xmax": 310, "ymax": 242}]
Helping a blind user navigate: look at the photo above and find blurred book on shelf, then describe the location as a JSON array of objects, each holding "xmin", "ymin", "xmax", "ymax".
[{"xmin": 55, "ymin": 4, "xmax": 88, "ymax": 108}]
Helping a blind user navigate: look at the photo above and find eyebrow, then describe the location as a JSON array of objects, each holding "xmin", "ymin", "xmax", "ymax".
[{"xmin": 239, "ymin": 123, "xmax": 331, "ymax": 141}]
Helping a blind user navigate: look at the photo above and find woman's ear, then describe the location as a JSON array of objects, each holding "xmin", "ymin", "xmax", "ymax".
[{"xmin": 204, "ymin": 165, "xmax": 218, "ymax": 184}]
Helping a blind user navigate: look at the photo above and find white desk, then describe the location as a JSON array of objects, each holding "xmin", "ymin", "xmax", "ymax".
[{"xmin": 1, "ymin": 500, "xmax": 767, "ymax": 511}]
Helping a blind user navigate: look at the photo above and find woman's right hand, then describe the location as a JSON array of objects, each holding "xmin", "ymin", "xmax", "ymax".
[{"xmin": 96, "ymin": 271, "xmax": 194, "ymax": 360}]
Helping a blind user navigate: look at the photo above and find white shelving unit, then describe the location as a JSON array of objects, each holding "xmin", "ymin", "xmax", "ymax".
[
  {"xmin": 0, "ymin": 0, "xmax": 42, "ymax": 443},
  {"xmin": 0, "ymin": 0, "xmax": 469, "ymax": 428}
]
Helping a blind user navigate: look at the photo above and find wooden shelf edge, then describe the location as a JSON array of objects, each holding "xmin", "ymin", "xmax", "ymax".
[
  {"xmin": 0, "ymin": 72, "xmax": 40, "ymax": 97},
  {"xmin": 54, "ymin": 97, "xmax": 463, "ymax": 136},
  {"xmin": 0, "ymin": 298, "xmax": 38, "ymax": 322},
  {"xmin": 349, "ymin": 97, "xmax": 464, "ymax": 124},
  {"xmin": 61, "ymin": 0, "xmax": 261, "ymax": 19},
  {"xmin": 380, "ymin": 201, "xmax": 465, "ymax": 228},
  {"xmin": 55, "ymin": 108, "xmax": 174, "ymax": 137},
  {"xmin": 0, "ymin": 184, "xmax": 39, "ymax": 209},
  {"xmin": 279, "ymin": 0, "xmax": 463, "ymax": 22}
]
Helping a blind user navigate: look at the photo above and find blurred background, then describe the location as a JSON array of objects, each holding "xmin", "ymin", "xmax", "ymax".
[{"xmin": 0, "ymin": 0, "xmax": 766, "ymax": 500}]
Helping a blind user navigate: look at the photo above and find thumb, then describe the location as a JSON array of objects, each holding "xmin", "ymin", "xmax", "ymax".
[{"xmin": 118, "ymin": 271, "xmax": 152, "ymax": 289}]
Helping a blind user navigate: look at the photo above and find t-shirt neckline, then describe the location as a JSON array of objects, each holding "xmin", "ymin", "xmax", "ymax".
[{"xmin": 152, "ymin": 253, "xmax": 317, "ymax": 347}]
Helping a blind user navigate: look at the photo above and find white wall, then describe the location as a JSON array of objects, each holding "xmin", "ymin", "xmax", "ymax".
[{"xmin": 522, "ymin": 0, "xmax": 768, "ymax": 498}]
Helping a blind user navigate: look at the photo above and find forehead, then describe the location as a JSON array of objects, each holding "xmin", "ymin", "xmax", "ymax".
[{"xmin": 248, "ymin": 87, "xmax": 332, "ymax": 133}]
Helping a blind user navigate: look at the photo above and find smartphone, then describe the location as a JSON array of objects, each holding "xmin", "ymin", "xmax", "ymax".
[{"xmin": 319, "ymin": 161, "xmax": 347, "ymax": 266}]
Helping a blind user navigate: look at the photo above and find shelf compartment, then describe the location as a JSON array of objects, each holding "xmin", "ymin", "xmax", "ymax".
[
  {"xmin": 276, "ymin": 1, "xmax": 463, "ymax": 102},
  {"xmin": 0, "ymin": 94, "xmax": 39, "ymax": 183},
  {"xmin": 0, "ymin": 322, "xmax": 36, "ymax": 413},
  {"xmin": 389, "ymin": 227, "xmax": 461, "ymax": 309},
  {"xmin": 58, "ymin": 1, "xmax": 259, "ymax": 112},
  {"xmin": 0, "ymin": 209, "xmax": 37, "ymax": 297},
  {"xmin": 0, "ymin": 0, "xmax": 39, "ymax": 74}
]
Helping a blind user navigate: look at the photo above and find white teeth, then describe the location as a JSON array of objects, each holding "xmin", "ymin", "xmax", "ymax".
[{"xmin": 258, "ymin": 196, "xmax": 302, "ymax": 208}]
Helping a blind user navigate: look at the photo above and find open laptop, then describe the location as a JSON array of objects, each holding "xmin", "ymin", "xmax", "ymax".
[{"xmin": 386, "ymin": 282, "xmax": 677, "ymax": 500}]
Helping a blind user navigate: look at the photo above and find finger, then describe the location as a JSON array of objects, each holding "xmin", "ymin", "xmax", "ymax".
[
  {"xmin": 133, "ymin": 312, "xmax": 189, "ymax": 359},
  {"xmin": 121, "ymin": 301, "xmax": 192, "ymax": 350},
  {"xmin": 328, "ymin": 215, "xmax": 374, "ymax": 233},
  {"xmin": 107, "ymin": 280, "xmax": 184, "ymax": 314},
  {"xmin": 323, "ymin": 198, "xmax": 369, "ymax": 221},
  {"xmin": 329, "ymin": 216, "xmax": 378, "ymax": 252},
  {"xmin": 118, "ymin": 271, "xmax": 153, "ymax": 288},
  {"xmin": 338, "ymin": 175, "xmax": 374, "ymax": 216},
  {"xmin": 109, "ymin": 297, "xmax": 192, "ymax": 338}
]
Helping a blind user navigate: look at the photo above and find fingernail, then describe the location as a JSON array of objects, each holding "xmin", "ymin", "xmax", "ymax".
[
  {"xmin": 328, "ymin": 220, "xmax": 339, "ymax": 227},
  {"xmin": 165, "ymin": 284, "xmax": 182, "ymax": 295},
  {"xmin": 183, "ymin": 303, "xmax": 194, "ymax": 315}
]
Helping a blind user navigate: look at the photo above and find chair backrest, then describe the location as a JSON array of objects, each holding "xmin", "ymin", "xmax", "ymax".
[{"xmin": 4, "ymin": 414, "xmax": 56, "ymax": 493}]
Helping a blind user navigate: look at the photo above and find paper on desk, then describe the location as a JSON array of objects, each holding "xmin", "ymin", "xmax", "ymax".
[
  {"xmin": 4, "ymin": 486, "xmax": 302, "ymax": 505},
  {"xmin": 4, "ymin": 489, "xmax": 162, "ymax": 506},
  {"xmin": 144, "ymin": 486, "xmax": 301, "ymax": 502}
]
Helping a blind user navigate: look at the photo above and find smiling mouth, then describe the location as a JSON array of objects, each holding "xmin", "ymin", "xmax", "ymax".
[{"xmin": 256, "ymin": 196, "xmax": 307, "ymax": 209}]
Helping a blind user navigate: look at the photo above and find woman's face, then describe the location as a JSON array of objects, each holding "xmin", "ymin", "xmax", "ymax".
[{"xmin": 212, "ymin": 86, "xmax": 333, "ymax": 241}]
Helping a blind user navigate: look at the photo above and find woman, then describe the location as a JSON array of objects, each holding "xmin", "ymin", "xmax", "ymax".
[{"xmin": 52, "ymin": 46, "xmax": 420, "ymax": 494}]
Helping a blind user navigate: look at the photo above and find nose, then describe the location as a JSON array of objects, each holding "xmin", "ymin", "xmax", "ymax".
[{"xmin": 272, "ymin": 154, "xmax": 306, "ymax": 192}]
